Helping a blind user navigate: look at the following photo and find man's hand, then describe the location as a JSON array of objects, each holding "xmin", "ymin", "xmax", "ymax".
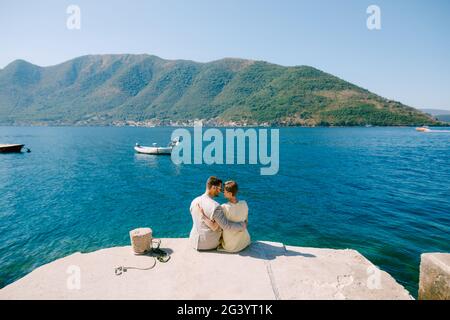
[
  {"xmin": 197, "ymin": 203, "xmax": 220, "ymax": 231},
  {"xmin": 212, "ymin": 206, "xmax": 246, "ymax": 231},
  {"xmin": 197, "ymin": 203, "xmax": 206, "ymax": 216}
]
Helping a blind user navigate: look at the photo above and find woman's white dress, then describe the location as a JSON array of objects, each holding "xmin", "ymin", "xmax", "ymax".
[{"xmin": 218, "ymin": 200, "xmax": 251, "ymax": 252}]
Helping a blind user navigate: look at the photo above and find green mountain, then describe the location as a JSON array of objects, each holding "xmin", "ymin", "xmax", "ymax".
[{"xmin": 0, "ymin": 54, "xmax": 439, "ymax": 126}]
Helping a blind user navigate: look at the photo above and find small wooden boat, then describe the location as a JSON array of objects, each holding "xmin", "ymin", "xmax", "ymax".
[
  {"xmin": 135, "ymin": 144, "xmax": 172, "ymax": 155},
  {"xmin": 0, "ymin": 144, "xmax": 25, "ymax": 153},
  {"xmin": 134, "ymin": 138, "xmax": 179, "ymax": 155}
]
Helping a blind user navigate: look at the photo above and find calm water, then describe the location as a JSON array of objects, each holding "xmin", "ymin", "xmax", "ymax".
[{"xmin": 1, "ymin": 126, "xmax": 449, "ymax": 296}]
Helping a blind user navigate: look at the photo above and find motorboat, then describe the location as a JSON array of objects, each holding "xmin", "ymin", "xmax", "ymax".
[
  {"xmin": 416, "ymin": 126, "xmax": 431, "ymax": 132},
  {"xmin": 415, "ymin": 126, "xmax": 450, "ymax": 133},
  {"xmin": 0, "ymin": 144, "xmax": 30, "ymax": 153},
  {"xmin": 134, "ymin": 138, "xmax": 179, "ymax": 155}
]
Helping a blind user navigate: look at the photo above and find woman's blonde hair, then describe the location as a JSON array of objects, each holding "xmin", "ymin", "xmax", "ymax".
[{"xmin": 224, "ymin": 180, "xmax": 238, "ymax": 196}]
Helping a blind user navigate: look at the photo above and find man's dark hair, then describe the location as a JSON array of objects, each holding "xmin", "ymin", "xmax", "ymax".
[
  {"xmin": 206, "ymin": 176, "xmax": 222, "ymax": 189},
  {"xmin": 224, "ymin": 181, "xmax": 238, "ymax": 196}
]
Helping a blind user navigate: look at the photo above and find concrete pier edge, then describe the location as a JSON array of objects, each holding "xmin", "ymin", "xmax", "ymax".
[
  {"xmin": 419, "ymin": 253, "xmax": 450, "ymax": 300},
  {"xmin": 0, "ymin": 238, "xmax": 414, "ymax": 300}
]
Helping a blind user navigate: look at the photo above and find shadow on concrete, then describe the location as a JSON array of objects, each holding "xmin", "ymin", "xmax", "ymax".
[
  {"xmin": 239, "ymin": 241, "xmax": 316, "ymax": 260},
  {"xmin": 141, "ymin": 247, "xmax": 174, "ymax": 256},
  {"xmin": 157, "ymin": 247, "xmax": 174, "ymax": 255},
  {"xmin": 196, "ymin": 241, "xmax": 316, "ymax": 260}
]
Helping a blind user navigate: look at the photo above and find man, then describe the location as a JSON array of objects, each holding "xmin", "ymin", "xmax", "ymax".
[{"xmin": 189, "ymin": 176, "xmax": 247, "ymax": 250}]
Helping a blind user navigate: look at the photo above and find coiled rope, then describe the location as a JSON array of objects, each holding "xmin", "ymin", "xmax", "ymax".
[{"xmin": 114, "ymin": 248, "xmax": 171, "ymax": 276}]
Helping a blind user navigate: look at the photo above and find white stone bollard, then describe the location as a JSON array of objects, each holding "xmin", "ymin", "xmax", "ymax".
[
  {"xmin": 419, "ymin": 253, "xmax": 450, "ymax": 300},
  {"xmin": 129, "ymin": 228, "xmax": 152, "ymax": 254}
]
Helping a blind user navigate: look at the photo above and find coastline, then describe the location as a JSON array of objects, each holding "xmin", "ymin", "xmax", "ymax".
[{"xmin": 0, "ymin": 120, "xmax": 449, "ymax": 128}]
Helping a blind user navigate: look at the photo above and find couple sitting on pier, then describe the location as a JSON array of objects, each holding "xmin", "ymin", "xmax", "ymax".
[{"xmin": 189, "ymin": 176, "xmax": 251, "ymax": 253}]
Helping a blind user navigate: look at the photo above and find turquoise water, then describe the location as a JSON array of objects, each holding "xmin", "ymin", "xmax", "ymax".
[{"xmin": 0, "ymin": 126, "xmax": 449, "ymax": 296}]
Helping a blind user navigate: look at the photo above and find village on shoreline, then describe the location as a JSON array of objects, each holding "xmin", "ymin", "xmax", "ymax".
[{"xmin": 3, "ymin": 117, "xmax": 449, "ymax": 128}]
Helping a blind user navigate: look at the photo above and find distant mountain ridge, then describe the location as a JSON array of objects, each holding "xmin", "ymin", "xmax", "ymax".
[
  {"xmin": 0, "ymin": 54, "xmax": 440, "ymax": 126},
  {"xmin": 420, "ymin": 108, "xmax": 450, "ymax": 122},
  {"xmin": 420, "ymin": 108, "xmax": 450, "ymax": 115}
]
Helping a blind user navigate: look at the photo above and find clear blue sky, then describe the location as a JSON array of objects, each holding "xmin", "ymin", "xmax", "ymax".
[{"xmin": 1, "ymin": 0, "xmax": 449, "ymax": 109}]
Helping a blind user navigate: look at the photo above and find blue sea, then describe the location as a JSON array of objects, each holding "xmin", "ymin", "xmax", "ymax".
[{"xmin": 1, "ymin": 126, "xmax": 449, "ymax": 296}]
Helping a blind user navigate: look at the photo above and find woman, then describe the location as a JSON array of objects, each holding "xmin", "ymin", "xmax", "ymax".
[{"xmin": 198, "ymin": 180, "xmax": 251, "ymax": 253}]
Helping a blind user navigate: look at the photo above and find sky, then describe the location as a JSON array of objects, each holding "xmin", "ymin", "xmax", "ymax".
[{"xmin": 1, "ymin": 0, "xmax": 449, "ymax": 110}]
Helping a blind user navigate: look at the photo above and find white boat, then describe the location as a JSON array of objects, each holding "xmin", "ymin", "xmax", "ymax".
[
  {"xmin": 416, "ymin": 126, "xmax": 431, "ymax": 132},
  {"xmin": 415, "ymin": 127, "xmax": 450, "ymax": 133},
  {"xmin": 134, "ymin": 138, "xmax": 179, "ymax": 155}
]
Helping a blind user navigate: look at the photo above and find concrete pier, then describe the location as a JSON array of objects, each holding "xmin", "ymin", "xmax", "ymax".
[
  {"xmin": 419, "ymin": 253, "xmax": 450, "ymax": 300},
  {"xmin": 0, "ymin": 238, "xmax": 412, "ymax": 300}
]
